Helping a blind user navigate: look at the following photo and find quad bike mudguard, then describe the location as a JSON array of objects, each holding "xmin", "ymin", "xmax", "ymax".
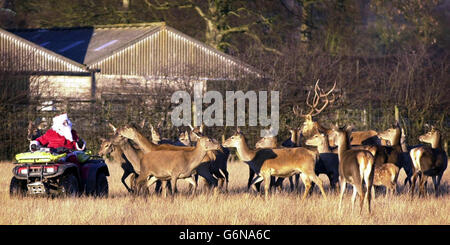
[{"xmin": 80, "ymin": 159, "xmax": 110, "ymax": 195}]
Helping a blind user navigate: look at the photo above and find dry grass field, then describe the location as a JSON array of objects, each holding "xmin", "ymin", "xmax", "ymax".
[{"xmin": 0, "ymin": 158, "xmax": 449, "ymax": 225}]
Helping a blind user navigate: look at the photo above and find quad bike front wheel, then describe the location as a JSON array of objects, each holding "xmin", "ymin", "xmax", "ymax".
[{"xmin": 9, "ymin": 177, "xmax": 27, "ymax": 197}]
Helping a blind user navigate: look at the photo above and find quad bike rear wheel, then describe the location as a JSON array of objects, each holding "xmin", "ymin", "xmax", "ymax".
[{"xmin": 95, "ymin": 172, "xmax": 109, "ymax": 197}]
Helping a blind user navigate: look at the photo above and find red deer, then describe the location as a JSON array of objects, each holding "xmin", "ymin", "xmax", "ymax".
[
  {"xmin": 98, "ymin": 135, "xmax": 141, "ymax": 193},
  {"xmin": 132, "ymin": 133, "xmax": 221, "ymax": 196},
  {"xmin": 305, "ymin": 133, "xmax": 340, "ymax": 192},
  {"xmin": 293, "ymin": 79, "xmax": 336, "ymax": 139},
  {"xmin": 372, "ymin": 163, "xmax": 399, "ymax": 198},
  {"xmin": 255, "ymin": 133, "xmax": 297, "ymax": 192},
  {"xmin": 328, "ymin": 125, "xmax": 375, "ymax": 214},
  {"xmin": 378, "ymin": 123, "xmax": 413, "ymax": 188},
  {"xmin": 178, "ymin": 125, "xmax": 230, "ymax": 193},
  {"xmin": 116, "ymin": 124, "xmax": 222, "ymax": 194},
  {"xmin": 409, "ymin": 126, "xmax": 448, "ymax": 197},
  {"xmin": 223, "ymin": 129, "xmax": 327, "ymax": 200}
]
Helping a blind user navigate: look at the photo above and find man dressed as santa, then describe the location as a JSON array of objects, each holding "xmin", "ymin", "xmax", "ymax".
[{"xmin": 29, "ymin": 113, "xmax": 86, "ymax": 153}]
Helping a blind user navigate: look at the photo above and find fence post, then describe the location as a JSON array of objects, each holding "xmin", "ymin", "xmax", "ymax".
[{"xmin": 395, "ymin": 105, "xmax": 399, "ymax": 123}]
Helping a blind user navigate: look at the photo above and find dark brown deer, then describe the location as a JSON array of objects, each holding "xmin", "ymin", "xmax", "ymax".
[
  {"xmin": 378, "ymin": 123, "xmax": 413, "ymax": 188},
  {"xmin": 223, "ymin": 129, "xmax": 327, "ymax": 200},
  {"xmin": 409, "ymin": 126, "xmax": 448, "ymax": 197},
  {"xmin": 328, "ymin": 125, "xmax": 375, "ymax": 214},
  {"xmin": 98, "ymin": 135, "xmax": 141, "ymax": 193},
  {"xmin": 27, "ymin": 119, "xmax": 47, "ymax": 141}
]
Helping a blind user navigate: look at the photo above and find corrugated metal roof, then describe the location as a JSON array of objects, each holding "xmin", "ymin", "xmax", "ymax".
[
  {"xmin": 10, "ymin": 23, "xmax": 164, "ymax": 65},
  {"xmin": 0, "ymin": 28, "xmax": 88, "ymax": 73},
  {"xmin": 4, "ymin": 22, "xmax": 261, "ymax": 78}
]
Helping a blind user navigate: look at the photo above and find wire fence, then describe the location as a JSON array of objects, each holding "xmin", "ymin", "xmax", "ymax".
[{"xmin": 1, "ymin": 98, "xmax": 448, "ymax": 160}]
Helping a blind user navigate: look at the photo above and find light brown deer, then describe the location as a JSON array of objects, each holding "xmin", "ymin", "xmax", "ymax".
[
  {"xmin": 115, "ymin": 124, "xmax": 222, "ymax": 193},
  {"xmin": 328, "ymin": 125, "xmax": 375, "ymax": 214},
  {"xmin": 255, "ymin": 133, "xmax": 298, "ymax": 192},
  {"xmin": 409, "ymin": 126, "xmax": 448, "ymax": 197},
  {"xmin": 223, "ymin": 129, "xmax": 327, "ymax": 200},
  {"xmin": 372, "ymin": 163, "xmax": 399, "ymax": 198},
  {"xmin": 304, "ymin": 133, "xmax": 339, "ymax": 192},
  {"xmin": 134, "ymin": 133, "xmax": 221, "ymax": 196}
]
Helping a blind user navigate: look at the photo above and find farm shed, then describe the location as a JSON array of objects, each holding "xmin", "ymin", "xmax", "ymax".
[{"xmin": 0, "ymin": 22, "xmax": 261, "ymax": 104}]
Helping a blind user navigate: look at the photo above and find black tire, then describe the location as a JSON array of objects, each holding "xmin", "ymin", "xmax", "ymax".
[
  {"xmin": 9, "ymin": 177, "xmax": 27, "ymax": 197},
  {"xmin": 60, "ymin": 174, "xmax": 79, "ymax": 197},
  {"xmin": 95, "ymin": 172, "xmax": 109, "ymax": 197}
]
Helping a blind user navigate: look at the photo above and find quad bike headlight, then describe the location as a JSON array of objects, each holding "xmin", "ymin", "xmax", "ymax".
[
  {"xmin": 44, "ymin": 165, "xmax": 58, "ymax": 174},
  {"xmin": 18, "ymin": 167, "xmax": 28, "ymax": 175}
]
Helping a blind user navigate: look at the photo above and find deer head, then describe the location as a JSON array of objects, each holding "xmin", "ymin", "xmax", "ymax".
[
  {"xmin": 419, "ymin": 126, "xmax": 442, "ymax": 148},
  {"xmin": 293, "ymin": 79, "xmax": 336, "ymax": 138}
]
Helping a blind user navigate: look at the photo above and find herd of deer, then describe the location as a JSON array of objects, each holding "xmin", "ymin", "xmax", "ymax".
[{"xmin": 27, "ymin": 81, "xmax": 447, "ymax": 215}]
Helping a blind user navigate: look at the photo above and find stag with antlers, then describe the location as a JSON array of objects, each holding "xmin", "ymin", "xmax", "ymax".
[{"xmin": 292, "ymin": 79, "xmax": 337, "ymax": 140}]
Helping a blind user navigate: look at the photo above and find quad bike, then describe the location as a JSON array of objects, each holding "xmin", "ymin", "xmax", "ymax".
[{"xmin": 10, "ymin": 147, "xmax": 109, "ymax": 197}]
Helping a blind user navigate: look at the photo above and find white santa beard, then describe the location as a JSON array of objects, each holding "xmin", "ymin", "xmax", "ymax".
[{"xmin": 53, "ymin": 125, "xmax": 74, "ymax": 142}]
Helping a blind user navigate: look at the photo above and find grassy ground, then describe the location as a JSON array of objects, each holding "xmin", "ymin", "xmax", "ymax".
[{"xmin": 0, "ymin": 159, "xmax": 449, "ymax": 225}]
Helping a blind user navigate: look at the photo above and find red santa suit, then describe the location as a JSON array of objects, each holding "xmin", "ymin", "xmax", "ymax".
[
  {"xmin": 30, "ymin": 114, "xmax": 85, "ymax": 163},
  {"xmin": 35, "ymin": 128, "xmax": 80, "ymax": 150}
]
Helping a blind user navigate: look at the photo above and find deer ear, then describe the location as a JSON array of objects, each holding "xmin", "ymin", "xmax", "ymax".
[
  {"xmin": 191, "ymin": 131, "xmax": 201, "ymax": 140},
  {"xmin": 108, "ymin": 123, "xmax": 117, "ymax": 133},
  {"xmin": 200, "ymin": 122, "xmax": 205, "ymax": 134},
  {"xmin": 139, "ymin": 119, "xmax": 146, "ymax": 129}
]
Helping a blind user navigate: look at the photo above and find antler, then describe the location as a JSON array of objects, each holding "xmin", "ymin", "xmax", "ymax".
[{"xmin": 293, "ymin": 79, "xmax": 336, "ymax": 118}]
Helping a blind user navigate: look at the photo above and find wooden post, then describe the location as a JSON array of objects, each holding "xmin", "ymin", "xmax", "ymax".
[{"xmin": 395, "ymin": 105, "xmax": 399, "ymax": 123}]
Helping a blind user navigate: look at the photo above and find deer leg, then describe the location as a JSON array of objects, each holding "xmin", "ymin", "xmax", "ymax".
[
  {"xmin": 338, "ymin": 177, "xmax": 347, "ymax": 213},
  {"xmin": 263, "ymin": 173, "xmax": 271, "ymax": 200},
  {"xmin": 121, "ymin": 170, "xmax": 133, "ymax": 193},
  {"xmin": 410, "ymin": 171, "xmax": 419, "ymax": 198},
  {"xmin": 155, "ymin": 180, "xmax": 163, "ymax": 194},
  {"xmin": 220, "ymin": 169, "xmax": 229, "ymax": 193},
  {"xmin": 170, "ymin": 178, "xmax": 178, "ymax": 196},
  {"xmin": 274, "ymin": 178, "xmax": 284, "ymax": 193},
  {"xmin": 146, "ymin": 176, "xmax": 159, "ymax": 195},
  {"xmin": 301, "ymin": 176, "xmax": 312, "ymax": 200},
  {"xmin": 351, "ymin": 185, "xmax": 358, "ymax": 213},
  {"xmin": 310, "ymin": 174, "xmax": 327, "ymax": 200},
  {"xmin": 129, "ymin": 173, "xmax": 138, "ymax": 193},
  {"xmin": 295, "ymin": 174, "xmax": 300, "ymax": 191},
  {"xmin": 250, "ymin": 175, "xmax": 264, "ymax": 193},
  {"xmin": 162, "ymin": 181, "xmax": 170, "ymax": 198},
  {"xmin": 432, "ymin": 174, "xmax": 443, "ymax": 197},
  {"xmin": 186, "ymin": 176, "xmax": 198, "ymax": 197},
  {"xmin": 134, "ymin": 174, "xmax": 148, "ymax": 196},
  {"xmin": 288, "ymin": 176, "xmax": 294, "ymax": 192},
  {"xmin": 248, "ymin": 168, "xmax": 257, "ymax": 190},
  {"xmin": 418, "ymin": 174, "xmax": 427, "ymax": 198}
]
